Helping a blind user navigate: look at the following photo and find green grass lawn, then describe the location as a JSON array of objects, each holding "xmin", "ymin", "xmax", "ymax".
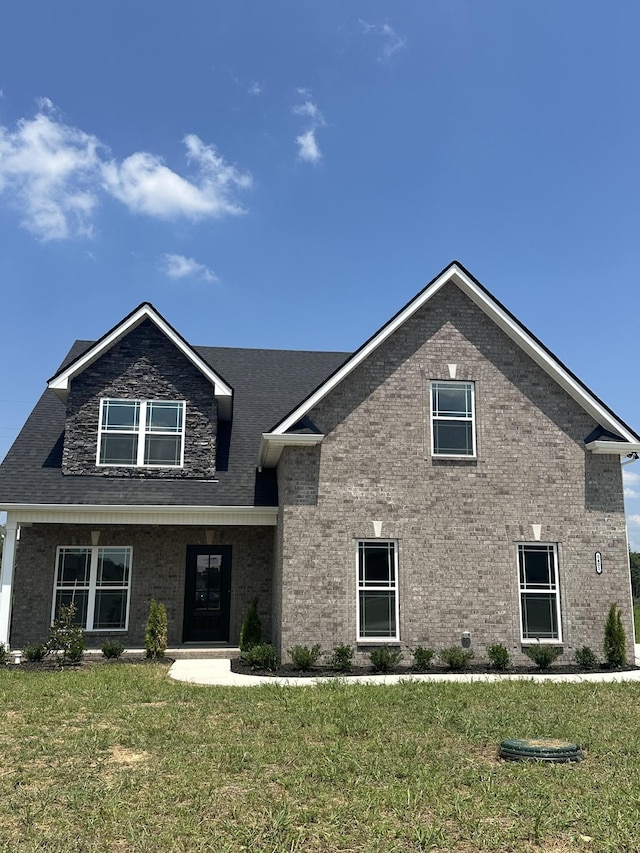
[{"xmin": 2, "ymin": 665, "xmax": 640, "ymax": 852}]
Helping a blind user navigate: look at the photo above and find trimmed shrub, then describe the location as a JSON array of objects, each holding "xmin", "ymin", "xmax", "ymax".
[
  {"xmin": 145, "ymin": 599, "xmax": 168, "ymax": 659},
  {"xmin": 604, "ymin": 602, "xmax": 626, "ymax": 668},
  {"xmin": 288, "ymin": 644, "xmax": 322, "ymax": 671},
  {"xmin": 369, "ymin": 646, "xmax": 402, "ymax": 673},
  {"xmin": 47, "ymin": 602, "xmax": 86, "ymax": 664},
  {"xmin": 239, "ymin": 597, "xmax": 262, "ymax": 652},
  {"xmin": 411, "ymin": 646, "xmax": 435, "ymax": 671},
  {"xmin": 243, "ymin": 643, "xmax": 278, "ymax": 671},
  {"xmin": 575, "ymin": 646, "xmax": 599, "ymax": 670},
  {"xmin": 102, "ymin": 640, "xmax": 125, "ymax": 659},
  {"xmin": 524, "ymin": 644, "xmax": 561, "ymax": 670},
  {"xmin": 439, "ymin": 647, "xmax": 475, "ymax": 671},
  {"xmin": 487, "ymin": 643, "xmax": 511, "ymax": 671},
  {"xmin": 329, "ymin": 645, "xmax": 354, "ymax": 673},
  {"xmin": 23, "ymin": 643, "xmax": 47, "ymax": 662}
]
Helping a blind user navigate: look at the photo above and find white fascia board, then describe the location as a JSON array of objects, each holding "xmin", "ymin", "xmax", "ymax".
[
  {"xmin": 48, "ymin": 304, "xmax": 233, "ymax": 403},
  {"xmin": 1, "ymin": 504, "xmax": 277, "ymax": 526},
  {"xmin": 271, "ymin": 263, "xmax": 638, "ymax": 443},
  {"xmin": 585, "ymin": 441, "xmax": 640, "ymax": 456},
  {"xmin": 258, "ymin": 432, "xmax": 324, "ymax": 469}
]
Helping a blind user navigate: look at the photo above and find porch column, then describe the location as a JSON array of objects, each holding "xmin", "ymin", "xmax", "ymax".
[{"xmin": 0, "ymin": 521, "xmax": 18, "ymax": 648}]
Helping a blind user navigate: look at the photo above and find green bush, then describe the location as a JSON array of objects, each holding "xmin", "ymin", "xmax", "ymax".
[
  {"xmin": 47, "ymin": 602, "xmax": 86, "ymax": 664},
  {"xmin": 487, "ymin": 643, "xmax": 511, "ymax": 671},
  {"xmin": 239, "ymin": 597, "xmax": 262, "ymax": 652},
  {"xmin": 145, "ymin": 599, "xmax": 168, "ymax": 659},
  {"xmin": 102, "ymin": 640, "xmax": 125, "ymax": 659},
  {"xmin": 0, "ymin": 643, "xmax": 8, "ymax": 665},
  {"xmin": 23, "ymin": 643, "xmax": 47, "ymax": 662},
  {"xmin": 369, "ymin": 646, "xmax": 403, "ymax": 673},
  {"xmin": 242, "ymin": 643, "xmax": 278, "ymax": 671},
  {"xmin": 524, "ymin": 644, "xmax": 561, "ymax": 670},
  {"xmin": 574, "ymin": 646, "xmax": 599, "ymax": 670},
  {"xmin": 329, "ymin": 645, "xmax": 354, "ymax": 673},
  {"xmin": 604, "ymin": 602, "xmax": 626, "ymax": 668},
  {"xmin": 439, "ymin": 646, "xmax": 475, "ymax": 670},
  {"xmin": 411, "ymin": 646, "xmax": 435, "ymax": 671},
  {"xmin": 288, "ymin": 644, "xmax": 322, "ymax": 671}
]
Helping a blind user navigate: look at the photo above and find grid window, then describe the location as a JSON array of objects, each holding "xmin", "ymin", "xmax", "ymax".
[
  {"xmin": 518, "ymin": 543, "xmax": 561, "ymax": 642},
  {"xmin": 53, "ymin": 547, "xmax": 132, "ymax": 631},
  {"xmin": 357, "ymin": 540, "xmax": 399, "ymax": 640},
  {"xmin": 98, "ymin": 399, "xmax": 184, "ymax": 467},
  {"xmin": 431, "ymin": 381, "xmax": 476, "ymax": 457}
]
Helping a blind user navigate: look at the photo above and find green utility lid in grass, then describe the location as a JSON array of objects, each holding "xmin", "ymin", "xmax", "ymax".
[{"xmin": 499, "ymin": 738, "xmax": 583, "ymax": 763}]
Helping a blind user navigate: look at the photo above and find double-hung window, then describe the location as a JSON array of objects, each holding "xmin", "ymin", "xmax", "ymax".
[
  {"xmin": 518, "ymin": 543, "xmax": 562, "ymax": 642},
  {"xmin": 431, "ymin": 381, "xmax": 476, "ymax": 457},
  {"xmin": 53, "ymin": 546, "xmax": 132, "ymax": 631},
  {"xmin": 357, "ymin": 540, "xmax": 399, "ymax": 641},
  {"xmin": 98, "ymin": 399, "xmax": 185, "ymax": 467}
]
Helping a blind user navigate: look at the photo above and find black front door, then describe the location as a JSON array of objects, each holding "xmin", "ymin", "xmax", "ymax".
[{"xmin": 183, "ymin": 546, "xmax": 231, "ymax": 642}]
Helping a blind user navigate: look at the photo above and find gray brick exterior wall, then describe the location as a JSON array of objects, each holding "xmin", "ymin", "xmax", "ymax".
[
  {"xmin": 62, "ymin": 319, "xmax": 217, "ymax": 479},
  {"xmin": 10, "ymin": 524, "xmax": 273, "ymax": 648},
  {"xmin": 276, "ymin": 283, "xmax": 635, "ymax": 666}
]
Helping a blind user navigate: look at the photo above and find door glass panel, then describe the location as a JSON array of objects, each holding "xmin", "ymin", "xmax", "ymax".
[{"xmin": 195, "ymin": 554, "xmax": 222, "ymax": 611}]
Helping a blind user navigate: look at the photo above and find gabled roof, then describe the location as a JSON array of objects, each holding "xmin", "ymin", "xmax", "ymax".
[
  {"xmin": 47, "ymin": 302, "xmax": 235, "ymax": 419},
  {"xmin": 259, "ymin": 261, "xmax": 640, "ymax": 467}
]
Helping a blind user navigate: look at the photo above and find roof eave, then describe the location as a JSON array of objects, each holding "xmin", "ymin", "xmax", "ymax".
[
  {"xmin": 585, "ymin": 440, "xmax": 640, "ymax": 456},
  {"xmin": 258, "ymin": 433, "xmax": 324, "ymax": 469}
]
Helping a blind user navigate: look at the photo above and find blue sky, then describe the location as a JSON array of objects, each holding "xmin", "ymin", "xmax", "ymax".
[{"xmin": 1, "ymin": 1, "xmax": 640, "ymax": 543}]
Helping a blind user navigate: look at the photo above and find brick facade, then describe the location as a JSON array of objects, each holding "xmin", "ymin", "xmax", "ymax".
[
  {"xmin": 276, "ymin": 283, "xmax": 635, "ymax": 665},
  {"xmin": 11, "ymin": 524, "xmax": 273, "ymax": 648}
]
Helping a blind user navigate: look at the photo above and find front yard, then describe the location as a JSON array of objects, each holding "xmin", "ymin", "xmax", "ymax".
[{"xmin": 1, "ymin": 664, "xmax": 640, "ymax": 851}]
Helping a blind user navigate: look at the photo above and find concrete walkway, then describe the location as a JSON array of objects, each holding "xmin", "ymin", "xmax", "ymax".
[{"xmin": 169, "ymin": 646, "xmax": 640, "ymax": 687}]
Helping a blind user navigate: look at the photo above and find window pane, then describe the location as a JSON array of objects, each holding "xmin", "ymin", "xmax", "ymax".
[
  {"xmin": 146, "ymin": 402, "xmax": 183, "ymax": 433},
  {"xmin": 144, "ymin": 435, "xmax": 181, "ymax": 465},
  {"xmin": 94, "ymin": 590, "xmax": 128, "ymax": 629},
  {"xmin": 433, "ymin": 383, "xmax": 471, "ymax": 417},
  {"xmin": 520, "ymin": 547, "xmax": 554, "ymax": 588},
  {"xmin": 433, "ymin": 421, "xmax": 473, "ymax": 455},
  {"xmin": 57, "ymin": 549, "xmax": 90, "ymax": 586},
  {"xmin": 100, "ymin": 435, "xmax": 138, "ymax": 465},
  {"xmin": 55, "ymin": 590, "xmax": 88, "ymax": 628},
  {"xmin": 521, "ymin": 593, "xmax": 558, "ymax": 639},
  {"xmin": 102, "ymin": 400, "xmax": 139, "ymax": 431},
  {"xmin": 359, "ymin": 542, "xmax": 394, "ymax": 586},
  {"xmin": 359, "ymin": 591, "xmax": 396, "ymax": 638},
  {"xmin": 97, "ymin": 549, "xmax": 130, "ymax": 586}
]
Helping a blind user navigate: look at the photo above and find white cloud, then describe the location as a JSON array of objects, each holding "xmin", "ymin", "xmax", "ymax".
[
  {"xmin": 293, "ymin": 100, "xmax": 324, "ymax": 123},
  {"xmin": 161, "ymin": 253, "xmax": 218, "ymax": 283},
  {"xmin": 248, "ymin": 82, "xmax": 263, "ymax": 96},
  {"xmin": 0, "ymin": 100, "xmax": 252, "ymax": 240},
  {"xmin": 292, "ymin": 93, "xmax": 325, "ymax": 165},
  {"xmin": 295, "ymin": 129, "xmax": 322, "ymax": 164},
  {"xmin": 624, "ymin": 469, "xmax": 640, "ymax": 486},
  {"xmin": 359, "ymin": 20, "xmax": 407, "ymax": 63},
  {"xmin": 625, "ymin": 487, "xmax": 639, "ymax": 499},
  {"xmin": 627, "ymin": 514, "xmax": 640, "ymax": 527}
]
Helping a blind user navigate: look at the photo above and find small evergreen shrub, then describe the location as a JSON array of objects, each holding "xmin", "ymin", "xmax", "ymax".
[
  {"xmin": 47, "ymin": 602, "xmax": 86, "ymax": 664},
  {"xmin": 487, "ymin": 643, "xmax": 511, "ymax": 671},
  {"xmin": 23, "ymin": 643, "xmax": 47, "ymax": 662},
  {"xmin": 411, "ymin": 646, "xmax": 435, "ymax": 671},
  {"xmin": 575, "ymin": 646, "xmax": 599, "ymax": 670},
  {"xmin": 102, "ymin": 640, "xmax": 125, "ymax": 659},
  {"xmin": 145, "ymin": 599, "xmax": 168, "ymax": 659},
  {"xmin": 524, "ymin": 644, "xmax": 561, "ymax": 670},
  {"xmin": 243, "ymin": 643, "xmax": 278, "ymax": 671},
  {"xmin": 288, "ymin": 644, "xmax": 322, "ymax": 671},
  {"xmin": 604, "ymin": 602, "xmax": 627, "ymax": 668},
  {"xmin": 239, "ymin": 597, "xmax": 262, "ymax": 652},
  {"xmin": 0, "ymin": 643, "xmax": 8, "ymax": 665},
  {"xmin": 369, "ymin": 646, "xmax": 403, "ymax": 673},
  {"xmin": 329, "ymin": 644, "xmax": 354, "ymax": 673},
  {"xmin": 439, "ymin": 646, "xmax": 475, "ymax": 670}
]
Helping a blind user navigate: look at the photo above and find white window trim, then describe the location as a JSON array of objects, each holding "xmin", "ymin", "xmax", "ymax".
[
  {"xmin": 430, "ymin": 380, "xmax": 477, "ymax": 459},
  {"xmin": 517, "ymin": 542, "xmax": 562, "ymax": 644},
  {"xmin": 52, "ymin": 546, "xmax": 132, "ymax": 632},
  {"xmin": 97, "ymin": 398, "xmax": 186, "ymax": 468},
  {"xmin": 356, "ymin": 539, "xmax": 400, "ymax": 643}
]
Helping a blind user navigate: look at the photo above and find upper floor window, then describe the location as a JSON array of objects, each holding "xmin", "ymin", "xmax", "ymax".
[
  {"xmin": 98, "ymin": 399, "xmax": 185, "ymax": 467},
  {"xmin": 431, "ymin": 381, "xmax": 476, "ymax": 457}
]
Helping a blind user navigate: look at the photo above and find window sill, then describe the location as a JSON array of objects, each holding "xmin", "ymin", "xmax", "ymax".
[
  {"xmin": 521, "ymin": 640, "xmax": 563, "ymax": 646},
  {"xmin": 357, "ymin": 639, "xmax": 401, "ymax": 646}
]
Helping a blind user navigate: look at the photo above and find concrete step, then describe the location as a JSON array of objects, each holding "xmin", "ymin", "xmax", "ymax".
[{"xmin": 83, "ymin": 646, "xmax": 241, "ymax": 660}]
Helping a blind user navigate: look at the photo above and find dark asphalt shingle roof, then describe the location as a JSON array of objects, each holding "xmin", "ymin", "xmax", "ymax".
[{"xmin": 0, "ymin": 342, "xmax": 349, "ymax": 508}]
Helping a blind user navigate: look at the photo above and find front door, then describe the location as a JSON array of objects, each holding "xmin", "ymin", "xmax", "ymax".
[{"xmin": 183, "ymin": 545, "xmax": 231, "ymax": 642}]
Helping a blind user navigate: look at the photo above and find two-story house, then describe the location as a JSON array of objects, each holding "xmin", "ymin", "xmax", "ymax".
[{"xmin": 0, "ymin": 262, "xmax": 638, "ymax": 663}]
